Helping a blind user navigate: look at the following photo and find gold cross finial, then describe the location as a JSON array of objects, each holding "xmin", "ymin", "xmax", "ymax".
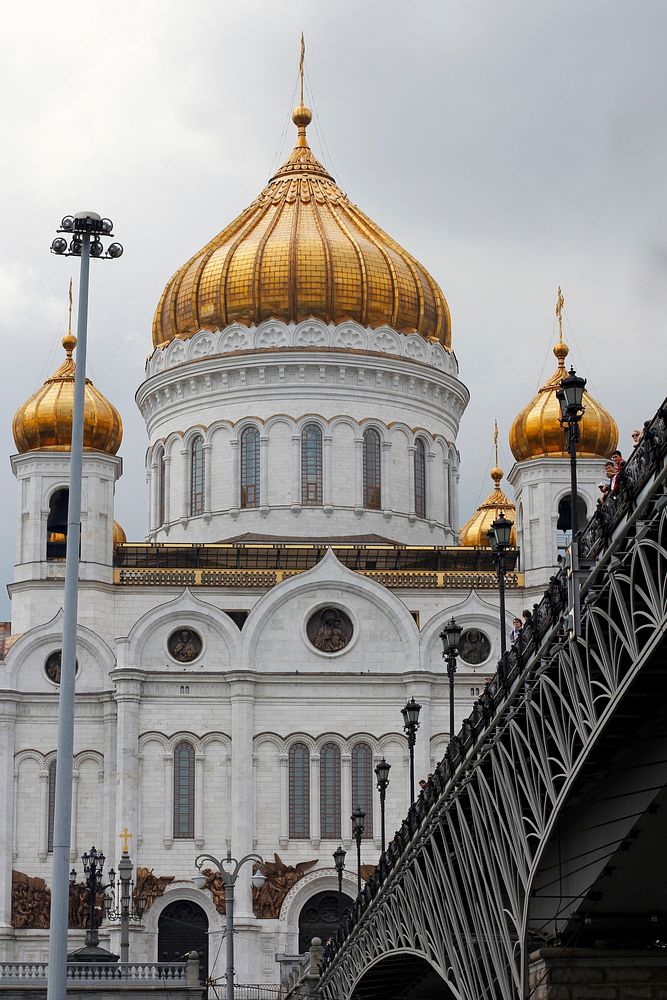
[
  {"xmin": 299, "ymin": 33, "xmax": 305, "ymax": 107},
  {"xmin": 118, "ymin": 827, "xmax": 133, "ymax": 853},
  {"xmin": 493, "ymin": 418, "xmax": 499, "ymax": 467},
  {"xmin": 556, "ymin": 286, "xmax": 565, "ymax": 340},
  {"xmin": 68, "ymin": 278, "xmax": 73, "ymax": 335}
]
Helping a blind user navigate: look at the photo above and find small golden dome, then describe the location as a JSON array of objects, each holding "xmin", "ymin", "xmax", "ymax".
[
  {"xmin": 112, "ymin": 520, "xmax": 127, "ymax": 545},
  {"xmin": 460, "ymin": 465, "xmax": 517, "ymax": 548},
  {"xmin": 153, "ymin": 105, "xmax": 451, "ymax": 348},
  {"xmin": 509, "ymin": 338, "xmax": 618, "ymax": 462},
  {"xmin": 12, "ymin": 335, "xmax": 123, "ymax": 455}
]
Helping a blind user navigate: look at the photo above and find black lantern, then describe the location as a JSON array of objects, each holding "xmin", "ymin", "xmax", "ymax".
[
  {"xmin": 402, "ymin": 697, "xmax": 421, "ymax": 803},
  {"xmin": 488, "ymin": 511, "xmax": 513, "ymax": 551},
  {"xmin": 558, "ymin": 366, "xmax": 587, "ymax": 417},
  {"xmin": 440, "ymin": 618, "xmax": 463, "ymax": 656},
  {"xmin": 333, "ymin": 845, "xmax": 346, "ymax": 923},
  {"xmin": 351, "ymin": 808, "xmax": 365, "ymax": 894}
]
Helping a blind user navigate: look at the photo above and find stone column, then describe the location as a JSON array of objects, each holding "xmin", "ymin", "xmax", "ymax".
[
  {"xmin": 163, "ymin": 754, "xmax": 173, "ymax": 848},
  {"xmin": 0, "ymin": 696, "xmax": 16, "ymax": 929},
  {"xmin": 279, "ymin": 754, "xmax": 289, "ymax": 847},
  {"xmin": 148, "ymin": 463, "xmax": 157, "ymax": 533},
  {"xmin": 381, "ymin": 440, "xmax": 392, "ymax": 514},
  {"xmin": 102, "ymin": 698, "xmax": 117, "ymax": 864},
  {"xmin": 323, "ymin": 434, "xmax": 333, "ymax": 509},
  {"xmin": 12, "ymin": 768, "xmax": 18, "ymax": 859},
  {"xmin": 70, "ymin": 771, "xmax": 79, "ymax": 863},
  {"xmin": 427, "ymin": 451, "xmax": 438, "ymax": 526},
  {"xmin": 354, "ymin": 437, "xmax": 364, "ymax": 513},
  {"xmin": 111, "ymin": 670, "xmax": 143, "ymax": 856},
  {"xmin": 228, "ymin": 439, "xmax": 239, "ymax": 516},
  {"xmin": 341, "ymin": 754, "xmax": 352, "ymax": 849},
  {"xmin": 203, "ymin": 443, "xmax": 212, "ymax": 518},
  {"xmin": 163, "ymin": 455, "xmax": 171, "ymax": 524},
  {"xmin": 259, "ymin": 435, "xmax": 269, "ymax": 513},
  {"xmin": 310, "ymin": 754, "xmax": 321, "ymax": 848},
  {"xmin": 442, "ymin": 456, "xmax": 450, "ymax": 529},
  {"xmin": 180, "ymin": 448, "xmax": 189, "ymax": 520},
  {"xmin": 38, "ymin": 767, "xmax": 49, "ymax": 862},
  {"xmin": 194, "ymin": 753, "xmax": 205, "ymax": 847},
  {"xmin": 291, "ymin": 435, "xmax": 301, "ymax": 509},
  {"xmin": 229, "ymin": 677, "xmax": 255, "ymax": 918}
]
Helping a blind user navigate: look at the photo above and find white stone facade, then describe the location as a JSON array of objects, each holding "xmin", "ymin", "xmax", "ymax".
[{"xmin": 0, "ymin": 316, "xmax": 577, "ymax": 984}]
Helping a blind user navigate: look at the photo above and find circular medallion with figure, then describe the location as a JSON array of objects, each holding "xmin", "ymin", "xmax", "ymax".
[
  {"xmin": 167, "ymin": 627, "xmax": 203, "ymax": 662},
  {"xmin": 458, "ymin": 629, "xmax": 491, "ymax": 666},
  {"xmin": 306, "ymin": 607, "xmax": 353, "ymax": 654},
  {"xmin": 44, "ymin": 650, "xmax": 79, "ymax": 684}
]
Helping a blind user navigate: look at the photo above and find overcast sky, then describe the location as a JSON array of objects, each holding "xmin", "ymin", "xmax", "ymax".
[{"xmin": 1, "ymin": 0, "xmax": 665, "ymax": 618}]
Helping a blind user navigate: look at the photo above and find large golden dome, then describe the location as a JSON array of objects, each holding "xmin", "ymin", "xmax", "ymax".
[
  {"xmin": 12, "ymin": 333, "xmax": 123, "ymax": 455},
  {"xmin": 509, "ymin": 338, "xmax": 618, "ymax": 462},
  {"xmin": 152, "ymin": 105, "xmax": 451, "ymax": 348},
  {"xmin": 460, "ymin": 465, "xmax": 516, "ymax": 548}
]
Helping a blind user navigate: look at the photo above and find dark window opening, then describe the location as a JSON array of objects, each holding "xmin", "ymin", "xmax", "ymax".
[
  {"xmin": 223, "ymin": 610, "xmax": 250, "ymax": 630},
  {"xmin": 289, "ymin": 742, "xmax": 310, "ymax": 839},
  {"xmin": 47, "ymin": 489, "xmax": 69, "ymax": 560},
  {"xmin": 173, "ymin": 741, "xmax": 195, "ymax": 839},
  {"xmin": 363, "ymin": 428, "xmax": 382, "ymax": 509},
  {"xmin": 240, "ymin": 427, "xmax": 260, "ymax": 508},
  {"xmin": 301, "ymin": 425, "xmax": 323, "ymax": 506}
]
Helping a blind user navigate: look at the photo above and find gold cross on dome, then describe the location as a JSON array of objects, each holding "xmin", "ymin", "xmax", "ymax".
[
  {"xmin": 118, "ymin": 827, "xmax": 133, "ymax": 853},
  {"xmin": 555, "ymin": 286, "xmax": 565, "ymax": 338}
]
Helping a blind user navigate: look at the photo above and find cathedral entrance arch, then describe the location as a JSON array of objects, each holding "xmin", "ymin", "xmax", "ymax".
[
  {"xmin": 158, "ymin": 900, "xmax": 208, "ymax": 981},
  {"xmin": 298, "ymin": 891, "xmax": 348, "ymax": 952}
]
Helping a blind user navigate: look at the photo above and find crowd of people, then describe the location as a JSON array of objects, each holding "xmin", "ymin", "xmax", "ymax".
[{"xmin": 598, "ymin": 428, "xmax": 643, "ymax": 506}]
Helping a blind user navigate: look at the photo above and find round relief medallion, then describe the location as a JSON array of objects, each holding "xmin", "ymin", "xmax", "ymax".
[
  {"xmin": 306, "ymin": 607, "xmax": 353, "ymax": 653},
  {"xmin": 167, "ymin": 627, "xmax": 203, "ymax": 662},
  {"xmin": 458, "ymin": 629, "xmax": 491, "ymax": 666},
  {"xmin": 44, "ymin": 650, "xmax": 79, "ymax": 684}
]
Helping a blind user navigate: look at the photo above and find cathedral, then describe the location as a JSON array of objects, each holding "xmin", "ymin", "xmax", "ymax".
[{"xmin": 0, "ymin": 85, "xmax": 618, "ymax": 986}]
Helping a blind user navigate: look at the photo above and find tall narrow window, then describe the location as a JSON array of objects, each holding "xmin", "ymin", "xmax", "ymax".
[
  {"xmin": 289, "ymin": 743, "xmax": 310, "ymax": 839},
  {"xmin": 351, "ymin": 744, "xmax": 374, "ymax": 839},
  {"xmin": 158, "ymin": 448, "xmax": 166, "ymax": 525},
  {"xmin": 414, "ymin": 438, "xmax": 427, "ymax": 519},
  {"xmin": 363, "ymin": 429, "xmax": 382, "ymax": 510},
  {"xmin": 46, "ymin": 489, "xmax": 69, "ymax": 560},
  {"xmin": 47, "ymin": 759, "xmax": 57, "ymax": 853},
  {"xmin": 190, "ymin": 436, "xmax": 205, "ymax": 516},
  {"xmin": 320, "ymin": 743, "xmax": 341, "ymax": 839},
  {"xmin": 240, "ymin": 427, "xmax": 260, "ymax": 508},
  {"xmin": 301, "ymin": 424, "xmax": 323, "ymax": 506},
  {"xmin": 173, "ymin": 741, "xmax": 195, "ymax": 839}
]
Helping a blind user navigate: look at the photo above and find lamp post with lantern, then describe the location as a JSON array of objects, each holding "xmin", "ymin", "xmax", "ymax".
[
  {"xmin": 193, "ymin": 850, "xmax": 265, "ymax": 1000},
  {"xmin": 440, "ymin": 618, "xmax": 463, "ymax": 740},
  {"xmin": 333, "ymin": 845, "xmax": 346, "ymax": 924},
  {"xmin": 401, "ymin": 697, "xmax": 421, "ymax": 803},
  {"xmin": 556, "ymin": 367, "xmax": 587, "ymax": 543},
  {"xmin": 104, "ymin": 831, "xmax": 146, "ymax": 964},
  {"xmin": 351, "ymin": 807, "xmax": 366, "ymax": 894},
  {"xmin": 374, "ymin": 758, "xmax": 391, "ymax": 854},
  {"xmin": 67, "ymin": 846, "xmax": 116, "ymax": 962}
]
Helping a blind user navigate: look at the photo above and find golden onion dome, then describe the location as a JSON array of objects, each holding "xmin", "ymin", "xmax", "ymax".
[
  {"xmin": 12, "ymin": 333, "xmax": 123, "ymax": 455},
  {"xmin": 459, "ymin": 465, "xmax": 516, "ymax": 548},
  {"xmin": 112, "ymin": 520, "xmax": 127, "ymax": 545},
  {"xmin": 509, "ymin": 337, "xmax": 618, "ymax": 462},
  {"xmin": 152, "ymin": 104, "xmax": 451, "ymax": 348}
]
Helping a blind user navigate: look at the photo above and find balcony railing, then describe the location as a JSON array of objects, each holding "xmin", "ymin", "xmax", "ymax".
[{"xmin": 0, "ymin": 961, "xmax": 188, "ymax": 983}]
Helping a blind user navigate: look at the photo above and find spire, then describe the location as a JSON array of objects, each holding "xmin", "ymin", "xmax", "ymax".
[
  {"xmin": 554, "ymin": 285, "xmax": 569, "ymax": 367},
  {"xmin": 63, "ymin": 278, "xmax": 76, "ymax": 358},
  {"xmin": 491, "ymin": 419, "xmax": 503, "ymax": 487},
  {"xmin": 292, "ymin": 33, "xmax": 313, "ymax": 148}
]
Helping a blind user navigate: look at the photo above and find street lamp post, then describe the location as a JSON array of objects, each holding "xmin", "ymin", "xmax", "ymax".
[
  {"xmin": 401, "ymin": 697, "xmax": 421, "ymax": 803},
  {"xmin": 47, "ymin": 214, "xmax": 123, "ymax": 1000},
  {"xmin": 104, "ymin": 839, "xmax": 146, "ymax": 963},
  {"xmin": 488, "ymin": 511, "xmax": 514, "ymax": 658},
  {"xmin": 440, "ymin": 618, "xmax": 463, "ymax": 740},
  {"xmin": 68, "ymin": 847, "xmax": 116, "ymax": 959},
  {"xmin": 374, "ymin": 758, "xmax": 391, "ymax": 854},
  {"xmin": 194, "ymin": 851, "xmax": 265, "ymax": 1000},
  {"xmin": 351, "ymin": 807, "xmax": 366, "ymax": 895},
  {"xmin": 556, "ymin": 367, "xmax": 587, "ymax": 542},
  {"xmin": 333, "ymin": 846, "xmax": 346, "ymax": 924}
]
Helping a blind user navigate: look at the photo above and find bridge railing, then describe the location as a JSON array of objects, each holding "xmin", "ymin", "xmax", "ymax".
[
  {"xmin": 0, "ymin": 960, "xmax": 189, "ymax": 983},
  {"xmin": 319, "ymin": 394, "xmax": 667, "ymax": 978}
]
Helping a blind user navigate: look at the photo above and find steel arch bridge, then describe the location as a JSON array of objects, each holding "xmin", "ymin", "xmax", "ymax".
[{"xmin": 317, "ymin": 400, "xmax": 667, "ymax": 1000}]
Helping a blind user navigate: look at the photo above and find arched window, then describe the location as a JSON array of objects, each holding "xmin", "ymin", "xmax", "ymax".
[
  {"xmin": 414, "ymin": 439, "xmax": 427, "ymax": 518},
  {"xmin": 47, "ymin": 759, "xmax": 57, "ymax": 853},
  {"xmin": 289, "ymin": 743, "xmax": 310, "ymax": 839},
  {"xmin": 301, "ymin": 424, "xmax": 323, "ymax": 506},
  {"xmin": 363, "ymin": 429, "xmax": 382, "ymax": 510},
  {"xmin": 173, "ymin": 741, "xmax": 195, "ymax": 839},
  {"xmin": 351, "ymin": 744, "xmax": 373, "ymax": 839},
  {"xmin": 320, "ymin": 743, "xmax": 341, "ymax": 839},
  {"xmin": 157, "ymin": 448, "xmax": 166, "ymax": 525},
  {"xmin": 240, "ymin": 427, "xmax": 260, "ymax": 508},
  {"xmin": 190, "ymin": 436, "xmax": 205, "ymax": 517},
  {"xmin": 46, "ymin": 489, "xmax": 69, "ymax": 560}
]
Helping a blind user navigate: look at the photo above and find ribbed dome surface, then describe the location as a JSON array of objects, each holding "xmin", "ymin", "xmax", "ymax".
[
  {"xmin": 152, "ymin": 109, "xmax": 451, "ymax": 348},
  {"xmin": 509, "ymin": 340, "xmax": 618, "ymax": 462},
  {"xmin": 459, "ymin": 467, "xmax": 516, "ymax": 548},
  {"xmin": 12, "ymin": 334, "xmax": 123, "ymax": 455}
]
